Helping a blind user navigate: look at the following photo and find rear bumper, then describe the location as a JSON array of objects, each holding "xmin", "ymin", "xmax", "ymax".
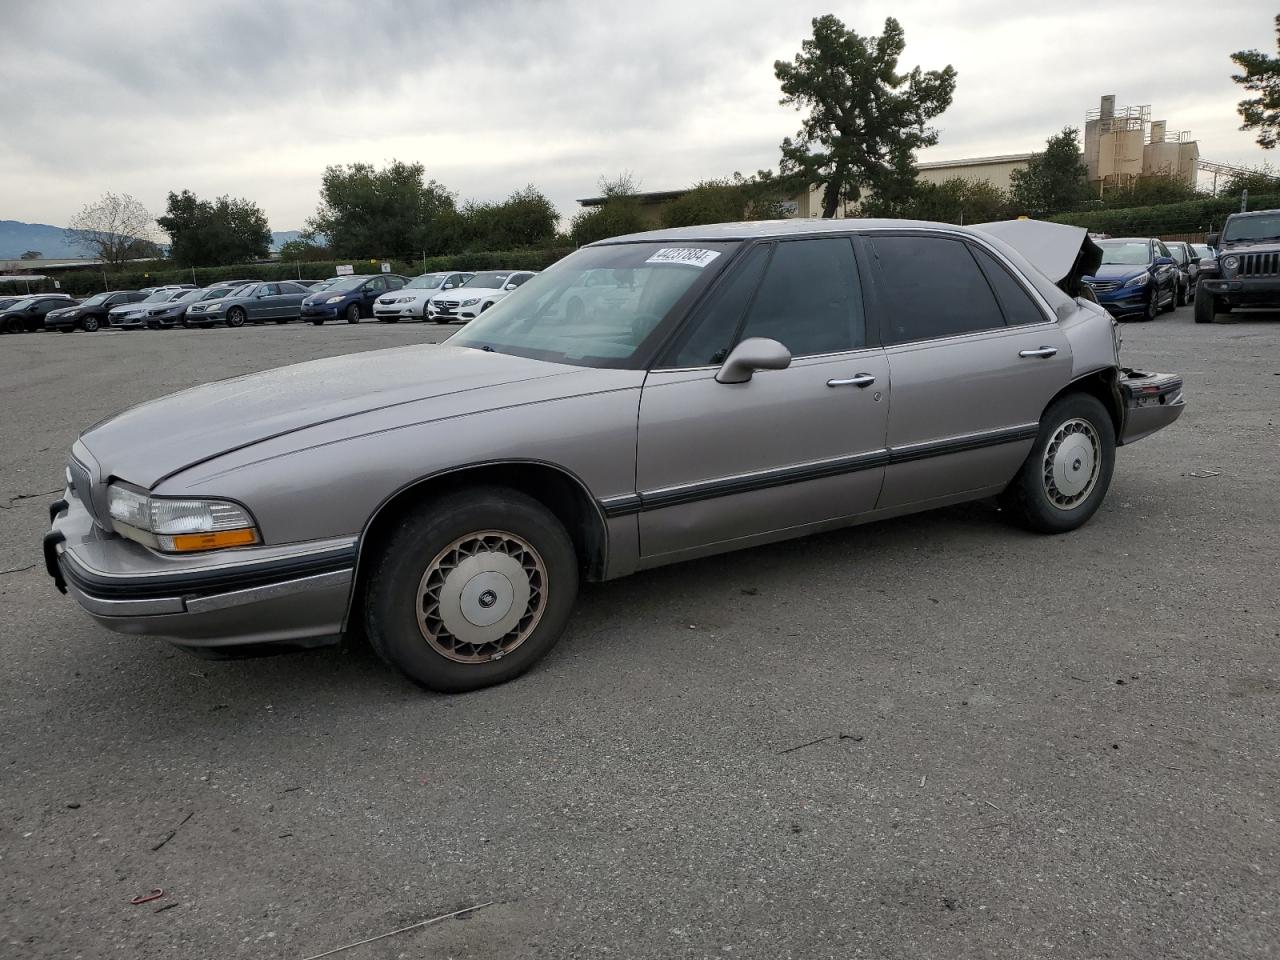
[
  {"xmin": 47, "ymin": 490, "xmax": 356, "ymax": 647},
  {"xmin": 1118, "ymin": 368, "xmax": 1185, "ymax": 445}
]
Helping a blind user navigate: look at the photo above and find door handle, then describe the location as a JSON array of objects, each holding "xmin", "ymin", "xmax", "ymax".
[
  {"xmin": 827, "ymin": 373, "xmax": 876, "ymax": 388},
  {"xmin": 1018, "ymin": 347, "xmax": 1058, "ymax": 359}
]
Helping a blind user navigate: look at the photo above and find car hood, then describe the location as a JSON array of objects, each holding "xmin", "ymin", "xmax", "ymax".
[
  {"xmin": 1217, "ymin": 237, "xmax": 1280, "ymax": 252},
  {"xmin": 79, "ymin": 344, "xmax": 584, "ymax": 487},
  {"xmin": 46, "ymin": 305, "xmax": 79, "ymax": 317},
  {"xmin": 109, "ymin": 302, "xmax": 152, "ymax": 314},
  {"xmin": 1082, "ymin": 264, "xmax": 1147, "ymax": 281},
  {"xmin": 437, "ymin": 286, "xmax": 503, "ymax": 299},
  {"xmin": 303, "ymin": 290, "xmax": 352, "ymax": 304}
]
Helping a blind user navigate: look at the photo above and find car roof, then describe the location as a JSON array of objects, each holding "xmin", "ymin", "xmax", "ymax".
[
  {"xmin": 1227, "ymin": 208, "xmax": 1280, "ymax": 218},
  {"xmin": 591, "ymin": 217, "xmax": 1057, "ymax": 245}
]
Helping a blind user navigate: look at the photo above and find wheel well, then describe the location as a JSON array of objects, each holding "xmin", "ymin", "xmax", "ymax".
[
  {"xmin": 1046, "ymin": 369, "xmax": 1123, "ymax": 436},
  {"xmin": 346, "ymin": 462, "xmax": 608, "ymax": 629}
]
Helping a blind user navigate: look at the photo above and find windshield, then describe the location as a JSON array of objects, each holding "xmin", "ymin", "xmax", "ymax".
[
  {"xmin": 1167, "ymin": 244, "xmax": 1188, "ymax": 264},
  {"xmin": 139, "ymin": 290, "xmax": 176, "ymax": 304},
  {"xmin": 406, "ymin": 274, "xmax": 446, "ymax": 289},
  {"xmin": 463, "ymin": 272, "xmax": 512, "ymax": 289},
  {"xmin": 1223, "ymin": 214, "xmax": 1280, "ymax": 242},
  {"xmin": 310, "ymin": 278, "xmax": 341, "ymax": 292},
  {"xmin": 202, "ymin": 286, "xmax": 236, "ymax": 300},
  {"xmin": 450, "ymin": 241, "xmax": 738, "ymax": 368},
  {"xmin": 79, "ymin": 293, "xmax": 111, "ymax": 306},
  {"xmin": 322, "ymin": 276, "xmax": 366, "ymax": 292},
  {"xmin": 5, "ymin": 298, "xmax": 38, "ymax": 310},
  {"xmin": 1097, "ymin": 241, "xmax": 1151, "ymax": 266},
  {"xmin": 170, "ymin": 289, "xmax": 205, "ymax": 304},
  {"xmin": 1192, "ymin": 244, "xmax": 1212, "ymax": 258}
]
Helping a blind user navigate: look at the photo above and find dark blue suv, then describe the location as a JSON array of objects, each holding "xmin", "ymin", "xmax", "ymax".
[
  {"xmin": 300, "ymin": 274, "xmax": 409, "ymax": 325},
  {"xmin": 1081, "ymin": 238, "xmax": 1179, "ymax": 321}
]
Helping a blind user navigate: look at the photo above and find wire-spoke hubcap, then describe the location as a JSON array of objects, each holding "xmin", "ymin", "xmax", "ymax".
[
  {"xmin": 416, "ymin": 531, "xmax": 547, "ymax": 664},
  {"xmin": 1043, "ymin": 418, "xmax": 1100, "ymax": 510}
]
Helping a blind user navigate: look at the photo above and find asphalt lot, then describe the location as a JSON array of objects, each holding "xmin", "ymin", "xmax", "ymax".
[{"xmin": 2, "ymin": 307, "xmax": 1278, "ymax": 959}]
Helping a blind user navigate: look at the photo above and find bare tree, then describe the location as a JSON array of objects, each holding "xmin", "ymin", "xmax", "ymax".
[{"xmin": 64, "ymin": 193, "xmax": 156, "ymax": 265}]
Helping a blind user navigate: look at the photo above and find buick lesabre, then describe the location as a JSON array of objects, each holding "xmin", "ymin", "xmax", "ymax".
[{"xmin": 45, "ymin": 219, "xmax": 1184, "ymax": 692}]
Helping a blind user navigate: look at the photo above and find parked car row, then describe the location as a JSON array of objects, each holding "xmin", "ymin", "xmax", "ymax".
[
  {"xmin": 1080, "ymin": 236, "xmax": 1203, "ymax": 322},
  {"xmin": 0, "ymin": 269, "xmax": 539, "ymax": 333}
]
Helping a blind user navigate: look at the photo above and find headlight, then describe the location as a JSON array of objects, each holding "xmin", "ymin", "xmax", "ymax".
[
  {"xmin": 107, "ymin": 484, "xmax": 259, "ymax": 553},
  {"xmin": 1222, "ymin": 255, "xmax": 1239, "ymax": 271},
  {"xmin": 461, "ymin": 298, "xmax": 481, "ymax": 307},
  {"xmin": 325, "ymin": 296, "xmax": 344, "ymax": 304},
  {"xmin": 396, "ymin": 297, "xmax": 414, "ymax": 303},
  {"xmin": 1122, "ymin": 273, "xmax": 1150, "ymax": 288}
]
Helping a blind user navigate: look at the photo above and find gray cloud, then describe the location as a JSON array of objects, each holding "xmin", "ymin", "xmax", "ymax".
[{"xmin": 1, "ymin": 0, "xmax": 1275, "ymax": 232}]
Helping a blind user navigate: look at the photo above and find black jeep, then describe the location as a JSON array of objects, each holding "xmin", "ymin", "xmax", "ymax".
[{"xmin": 1195, "ymin": 209, "xmax": 1280, "ymax": 323}]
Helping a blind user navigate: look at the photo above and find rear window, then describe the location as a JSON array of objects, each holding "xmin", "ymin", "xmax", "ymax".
[{"xmin": 868, "ymin": 235, "xmax": 1004, "ymax": 344}]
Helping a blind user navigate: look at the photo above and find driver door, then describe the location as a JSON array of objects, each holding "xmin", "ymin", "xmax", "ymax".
[{"xmin": 635, "ymin": 237, "xmax": 889, "ymax": 563}]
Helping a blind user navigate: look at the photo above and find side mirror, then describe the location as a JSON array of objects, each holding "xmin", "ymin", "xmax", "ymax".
[
  {"xmin": 504, "ymin": 283, "xmax": 517, "ymax": 290},
  {"xmin": 715, "ymin": 337, "xmax": 792, "ymax": 384},
  {"xmin": 443, "ymin": 283, "xmax": 454, "ymax": 289},
  {"xmin": 1206, "ymin": 233, "xmax": 1219, "ymax": 247},
  {"xmin": 1154, "ymin": 256, "xmax": 1174, "ymax": 267}
]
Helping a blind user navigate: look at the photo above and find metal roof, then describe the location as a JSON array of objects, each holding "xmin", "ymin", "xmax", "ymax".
[{"xmin": 592, "ymin": 217, "xmax": 990, "ymax": 244}]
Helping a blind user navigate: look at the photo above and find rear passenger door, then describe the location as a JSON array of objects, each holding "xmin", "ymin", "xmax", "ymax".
[{"xmin": 864, "ymin": 232, "xmax": 1072, "ymax": 509}]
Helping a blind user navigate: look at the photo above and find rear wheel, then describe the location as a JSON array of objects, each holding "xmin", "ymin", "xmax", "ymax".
[
  {"xmin": 1000, "ymin": 392, "xmax": 1116, "ymax": 535},
  {"xmin": 226, "ymin": 307, "xmax": 247, "ymax": 328},
  {"xmin": 345, "ymin": 303, "xmax": 361, "ymax": 324},
  {"xmin": 365, "ymin": 487, "xmax": 578, "ymax": 693}
]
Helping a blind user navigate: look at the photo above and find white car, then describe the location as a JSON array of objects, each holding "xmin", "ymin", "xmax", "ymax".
[
  {"xmin": 427, "ymin": 270, "xmax": 537, "ymax": 323},
  {"xmin": 373, "ymin": 271, "xmax": 473, "ymax": 322}
]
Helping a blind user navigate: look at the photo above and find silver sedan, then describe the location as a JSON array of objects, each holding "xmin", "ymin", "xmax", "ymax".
[{"xmin": 46, "ymin": 219, "xmax": 1184, "ymax": 692}]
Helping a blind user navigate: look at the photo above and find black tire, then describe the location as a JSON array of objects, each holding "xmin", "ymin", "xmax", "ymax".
[
  {"xmin": 311, "ymin": 318, "xmax": 324, "ymax": 326},
  {"xmin": 365, "ymin": 487, "xmax": 579, "ymax": 693},
  {"xmin": 82, "ymin": 315, "xmax": 100, "ymax": 332},
  {"xmin": 1193, "ymin": 285, "xmax": 1217, "ymax": 324},
  {"xmin": 226, "ymin": 307, "xmax": 247, "ymax": 328},
  {"xmin": 345, "ymin": 303, "xmax": 361, "ymax": 324},
  {"xmin": 1000, "ymin": 392, "xmax": 1116, "ymax": 535},
  {"xmin": 1141, "ymin": 292, "xmax": 1158, "ymax": 322}
]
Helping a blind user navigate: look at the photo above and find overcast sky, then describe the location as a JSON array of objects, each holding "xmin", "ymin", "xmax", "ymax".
[{"xmin": 1, "ymin": 0, "xmax": 1276, "ymax": 233}]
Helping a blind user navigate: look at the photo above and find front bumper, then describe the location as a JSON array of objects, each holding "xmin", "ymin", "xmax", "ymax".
[
  {"xmin": 45, "ymin": 314, "xmax": 80, "ymax": 330},
  {"xmin": 47, "ymin": 489, "xmax": 356, "ymax": 647},
  {"xmin": 299, "ymin": 304, "xmax": 340, "ymax": 323},
  {"xmin": 108, "ymin": 315, "xmax": 147, "ymax": 328},
  {"xmin": 1200, "ymin": 276, "xmax": 1280, "ymax": 304},
  {"xmin": 1118, "ymin": 368, "xmax": 1185, "ymax": 445},
  {"xmin": 373, "ymin": 302, "xmax": 423, "ymax": 319},
  {"xmin": 1093, "ymin": 289, "xmax": 1150, "ymax": 317}
]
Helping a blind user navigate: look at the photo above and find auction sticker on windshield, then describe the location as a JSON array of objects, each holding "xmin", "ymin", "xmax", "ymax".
[{"xmin": 645, "ymin": 248, "xmax": 722, "ymax": 268}]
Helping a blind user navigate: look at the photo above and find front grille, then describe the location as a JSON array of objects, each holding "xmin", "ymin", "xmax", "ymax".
[
  {"xmin": 1089, "ymin": 281, "xmax": 1121, "ymax": 293},
  {"xmin": 68, "ymin": 458, "xmax": 96, "ymax": 523},
  {"xmin": 1238, "ymin": 252, "xmax": 1280, "ymax": 277},
  {"xmin": 434, "ymin": 300, "xmax": 458, "ymax": 313}
]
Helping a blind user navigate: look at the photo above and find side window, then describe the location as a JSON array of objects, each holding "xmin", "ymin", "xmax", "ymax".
[
  {"xmin": 662, "ymin": 244, "xmax": 771, "ymax": 368},
  {"xmin": 971, "ymin": 246, "xmax": 1047, "ymax": 326},
  {"xmin": 868, "ymin": 235, "xmax": 1004, "ymax": 345},
  {"xmin": 738, "ymin": 237, "xmax": 864, "ymax": 356},
  {"xmin": 261, "ymin": 283, "xmax": 280, "ymax": 296},
  {"xmin": 367, "ymin": 277, "xmax": 386, "ymax": 293}
]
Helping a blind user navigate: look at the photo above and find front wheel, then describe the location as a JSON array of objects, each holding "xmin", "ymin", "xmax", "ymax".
[
  {"xmin": 82, "ymin": 316, "xmax": 100, "ymax": 332},
  {"xmin": 1194, "ymin": 285, "xmax": 1217, "ymax": 324},
  {"xmin": 226, "ymin": 307, "xmax": 247, "ymax": 328},
  {"xmin": 365, "ymin": 487, "xmax": 579, "ymax": 693},
  {"xmin": 345, "ymin": 303, "xmax": 361, "ymax": 324},
  {"xmin": 1000, "ymin": 393, "xmax": 1116, "ymax": 535}
]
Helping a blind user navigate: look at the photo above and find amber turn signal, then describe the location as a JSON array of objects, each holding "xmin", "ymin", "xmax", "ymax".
[{"xmin": 164, "ymin": 529, "xmax": 259, "ymax": 552}]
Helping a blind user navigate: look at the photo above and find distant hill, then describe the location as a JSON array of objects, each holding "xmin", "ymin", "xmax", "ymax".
[
  {"xmin": 270, "ymin": 230, "xmax": 303, "ymax": 252},
  {"xmin": 0, "ymin": 220, "xmax": 89, "ymax": 259}
]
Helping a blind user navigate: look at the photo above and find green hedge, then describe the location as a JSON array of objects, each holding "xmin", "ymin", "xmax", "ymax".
[
  {"xmin": 1049, "ymin": 193, "xmax": 1280, "ymax": 236},
  {"xmin": 0, "ymin": 248, "xmax": 575, "ymax": 297}
]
